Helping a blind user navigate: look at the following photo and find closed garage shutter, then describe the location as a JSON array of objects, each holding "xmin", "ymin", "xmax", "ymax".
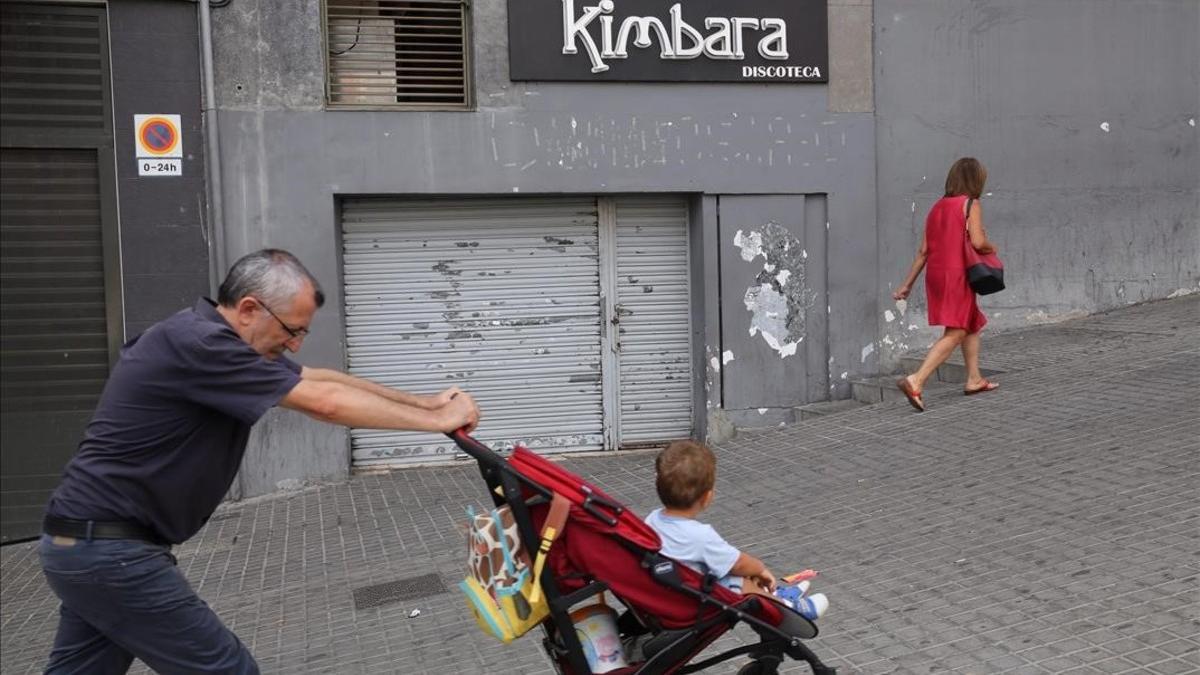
[
  {"xmin": 0, "ymin": 149, "xmax": 109, "ymax": 541},
  {"xmin": 613, "ymin": 196, "xmax": 693, "ymax": 446},
  {"xmin": 0, "ymin": 4, "xmax": 108, "ymax": 132},
  {"xmin": 341, "ymin": 197, "xmax": 604, "ymax": 466},
  {"xmin": 1, "ymin": 3, "xmax": 117, "ymax": 543}
]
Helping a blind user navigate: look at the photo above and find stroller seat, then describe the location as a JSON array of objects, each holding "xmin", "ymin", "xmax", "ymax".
[{"xmin": 451, "ymin": 431, "xmax": 836, "ymax": 675}]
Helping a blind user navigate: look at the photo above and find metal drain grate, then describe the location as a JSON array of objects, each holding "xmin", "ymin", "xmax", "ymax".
[{"xmin": 352, "ymin": 573, "xmax": 448, "ymax": 610}]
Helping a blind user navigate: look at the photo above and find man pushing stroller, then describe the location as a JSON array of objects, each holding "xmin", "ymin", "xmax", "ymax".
[{"xmin": 645, "ymin": 441, "xmax": 830, "ymax": 620}]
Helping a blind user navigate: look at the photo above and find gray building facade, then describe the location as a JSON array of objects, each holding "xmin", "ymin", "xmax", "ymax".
[
  {"xmin": 1, "ymin": 0, "xmax": 209, "ymax": 541},
  {"xmin": 1, "ymin": 0, "xmax": 1196, "ymax": 536},
  {"xmin": 209, "ymin": 0, "xmax": 885, "ymax": 494},
  {"xmin": 873, "ymin": 0, "xmax": 1199, "ymax": 364},
  {"xmin": 204, "ymin": 0, "xmax": 1196, "ymax": 496}
]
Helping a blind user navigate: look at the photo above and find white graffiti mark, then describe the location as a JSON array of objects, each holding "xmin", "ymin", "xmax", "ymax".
[
  {"xmin": 860, "ymin": 342, "xmax": 875, "ymax": 363},
  {"xmin": 723, "ymin": 350, "xmax": 735, "ymax": 365}
]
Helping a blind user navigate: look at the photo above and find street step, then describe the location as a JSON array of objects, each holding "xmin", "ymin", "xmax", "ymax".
[
  {"xmin": 793, "ymin": 398, "xmax": 868, "ymax": 421},
  {"xmin": 850, "ymin": 375, "xmax": 959, "ymax": 405},
  {"xmin": 897, "ymin": 356, "xmax": 1002, "ymax": 384}
]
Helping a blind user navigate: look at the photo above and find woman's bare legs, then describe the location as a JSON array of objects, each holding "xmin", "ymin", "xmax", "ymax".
[
  {"xmin": 961, "ymin": 331, "xmax": 998, "ymax": 392},
  {"xmin": 904, "ymin": 328, "xmax": 968, "ymax": 392}
]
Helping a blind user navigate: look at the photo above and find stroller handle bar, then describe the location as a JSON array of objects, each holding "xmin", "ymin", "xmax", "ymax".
[
  {"xmin": 446, "ymin": 427, "xmax": 495, "ymax": 461},
  {"xmin": 446, "ymin": 428, "xmax": 554, "ymax": 502},
  {"xmin": 447, "ymin": 429, "xmax": 623, "ymax": 525}
]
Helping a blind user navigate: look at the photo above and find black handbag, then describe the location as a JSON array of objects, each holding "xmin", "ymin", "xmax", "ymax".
[{"xmin": 963, "ymin": 198, "xmax": 1005, "ymax": 295}]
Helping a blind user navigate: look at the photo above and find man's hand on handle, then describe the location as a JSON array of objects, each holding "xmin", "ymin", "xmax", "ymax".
[
  {"xmin": 439, "ymin": 390, "xmax": 480, "ymax": 434},
  {"xmin": 426, "ymin": 386, "xmax": 464, "ymax": 410}
]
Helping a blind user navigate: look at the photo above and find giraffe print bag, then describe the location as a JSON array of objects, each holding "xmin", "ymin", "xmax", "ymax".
[{"xmin": 459, "ymin": 495, "xmax": 569, "ymax": 643}]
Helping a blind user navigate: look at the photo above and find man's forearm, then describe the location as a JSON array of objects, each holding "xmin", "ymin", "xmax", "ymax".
[
  {"xmin": 301, "ymin": 367, "xmax": 431, "ymax": 409},
  {"xmin": 285, "ymin": 379, "xmax": 451, "ymax": 432}
]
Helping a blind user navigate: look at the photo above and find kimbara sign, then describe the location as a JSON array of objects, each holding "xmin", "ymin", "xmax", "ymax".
[{"xmin": 508, "ymin": 0, "xmax": 828, "ymax": 83}]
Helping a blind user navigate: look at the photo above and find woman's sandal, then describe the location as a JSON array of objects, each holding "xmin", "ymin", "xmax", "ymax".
[
  {"xmin": 964, "ymin": 379, "xmax": 1000, "ymax": 396},
  {"xmin": 896, "ymin": 378, "xmax": 925, "ymax": 411}
]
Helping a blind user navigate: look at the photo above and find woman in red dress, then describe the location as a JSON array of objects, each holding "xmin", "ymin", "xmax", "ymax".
[{"xmin": 893, "ymin": 157, "xmax": 1000, "ymax": 411}]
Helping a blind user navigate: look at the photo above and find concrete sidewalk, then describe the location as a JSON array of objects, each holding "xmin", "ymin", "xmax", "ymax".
[{"xmin": 2, "ymin": 296, "xmax": 1197, "ymax": 674}]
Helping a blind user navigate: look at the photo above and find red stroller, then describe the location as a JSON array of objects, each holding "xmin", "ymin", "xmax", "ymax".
[{"xmin": 450, "ymin": 430, "xmax": 838, "ymax": 675}]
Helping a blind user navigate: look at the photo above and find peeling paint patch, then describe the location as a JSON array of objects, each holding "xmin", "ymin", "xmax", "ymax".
[
  {"xmin": 722, "ymin": 350, "xmax": 735, "ymax": 365},
  {"xmin": 735, "ymin": 221, "xmax": 819, "ymax": 359},
  {"xmin": 840, "ymin": 371, "xmax": 848, "ymax": 380},
  {"xmin": 705, "ymin": 346, "xmax": 720, "ymax": 410},
  {"xmin": 884, "ymin": 310, "xmax": 896, "ymax": 323},
  {"xmin": 734, "ymin": 229, "xmax": 763, "ymax": 261},
  {"xmin": 895, "ymin": 299, "xmax": 908, "ymax": 316},
  {"xmin": 1167, "ymin": 287, "xmax": 1198, "ymax": 299},
  {"xmin": 757, "ymin": 408, "xmax": 768, "ymax": 414},
  {"xmin": 861, "ymin": 343, "xmax": 875, "ymax": 363},
  {"xmin": 1100, "ymin": 121, "xmax": 1110, "ymax": 132}
]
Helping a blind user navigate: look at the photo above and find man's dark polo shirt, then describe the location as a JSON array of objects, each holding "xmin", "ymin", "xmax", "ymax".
[{"xmin": 45, "ymin": 298, "xmax": 302, "ymax": 544}]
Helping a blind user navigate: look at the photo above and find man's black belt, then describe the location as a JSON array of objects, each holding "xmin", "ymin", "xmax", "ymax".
[{"xmin": 43, "ymin": 515, "xmax": 168, "ymax": 545}]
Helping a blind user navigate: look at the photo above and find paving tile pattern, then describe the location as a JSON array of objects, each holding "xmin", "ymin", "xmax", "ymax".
[{"xmin": 2, "ymin": 296, "xmax": 1197, "ymax": 674}]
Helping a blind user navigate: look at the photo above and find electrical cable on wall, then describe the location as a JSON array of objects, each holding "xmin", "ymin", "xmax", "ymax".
[{"xmin": 329, "ymin": 17, "xmax": 362, "ymax": 56}]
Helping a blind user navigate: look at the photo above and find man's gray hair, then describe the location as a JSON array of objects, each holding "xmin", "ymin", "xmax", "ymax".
[{"xmin": 217, "ymin": 249, "xmax": 325, "ymax": 309}]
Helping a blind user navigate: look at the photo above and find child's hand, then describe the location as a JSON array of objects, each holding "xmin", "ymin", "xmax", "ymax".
[{"xmin": 756, "ymin": 568, "xmax": 777, "ymax": 592}]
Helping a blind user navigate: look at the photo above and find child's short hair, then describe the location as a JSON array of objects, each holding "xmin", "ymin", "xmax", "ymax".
[{"xmin": 655, "ymin": 440, "xmax": 716, "ymax": 509}]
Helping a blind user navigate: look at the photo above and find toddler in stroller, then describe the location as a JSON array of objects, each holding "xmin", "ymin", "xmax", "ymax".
[
  {"xmin": 451, "ymin": 430, "xmax": 837, "ymax": 675},
  {"xmin": 646, "ymin": 441, "xmax": 830, "ymax": 622}
]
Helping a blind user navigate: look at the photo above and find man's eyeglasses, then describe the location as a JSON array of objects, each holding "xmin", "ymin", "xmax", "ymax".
[{"xmin": 253, "ymin": 298, "xmax": 309, "ymax": 340}]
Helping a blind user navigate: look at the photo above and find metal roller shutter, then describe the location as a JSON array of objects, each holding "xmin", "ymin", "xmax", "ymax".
[
  {"xmin": 0, "ymin": 149, "xmax": 109, "ymax": 541},
  {"xmin": 1, "ymin": 4, "xmax": 117, "ymax": 543},
  {"xmin": 612, "ymin": 196, "xmax": 693, "ymax": 445},
  {"xmin": 341, "ymin": 197, "xmax": 604, "ymax": 465},
  {"xmin": 0, "ymin": 4, "xmax": 109, "ymax": 133}
]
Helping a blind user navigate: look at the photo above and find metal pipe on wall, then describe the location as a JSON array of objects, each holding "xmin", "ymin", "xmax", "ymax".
[{"xmin": 197, "ymin": 0, "xmax": 227, "ymax": 294}]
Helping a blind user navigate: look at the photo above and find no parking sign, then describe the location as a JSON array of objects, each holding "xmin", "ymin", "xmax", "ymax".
[{"xmin": 133, "ymin": 114, "xmax": 182, "ymax": 176}]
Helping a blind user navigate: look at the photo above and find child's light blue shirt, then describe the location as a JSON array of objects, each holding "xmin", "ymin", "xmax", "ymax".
[{"xmin": 644, "ymin": 507, "xmax": 744, "ymax": 592}]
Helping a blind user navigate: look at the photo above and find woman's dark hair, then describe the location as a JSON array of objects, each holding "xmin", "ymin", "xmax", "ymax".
[
  {"xmin": 944, "ymin": 157, "xmax": 988, "ymax": 199},
  {"xmin": 217, "ymin": 249, "xmax": 325, "ymax": 310}
]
